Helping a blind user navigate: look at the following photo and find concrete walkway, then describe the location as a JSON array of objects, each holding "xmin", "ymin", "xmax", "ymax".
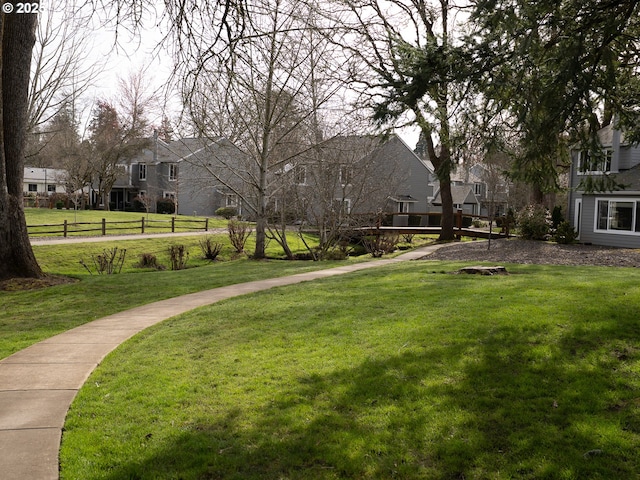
[{"xmin": 0, "ymin": 244, "xmax": 443, "ymax": 479}]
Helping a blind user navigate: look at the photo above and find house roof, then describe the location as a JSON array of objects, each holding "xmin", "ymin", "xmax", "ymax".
[
  {"xmin": 596, "ymin": 123, "xmax": 628, "ymax": 147},
  {"xmin": 316, "ymin": 134, "xmax": 435, "ymax": 174},
  {"xmin": 432, "ymin": 185, "xmax": 479, "ymax": 206},
  {"xmin": 611, "ymin": 163, "xmax": 640, "ymax": 191},
  {"xmin": 24, "ymin": 167, "xmax": 66, "ymax": 182},
  {"xmin": 390, "ymin": 195, "xmax": 418, "ymax": 202},
  {"xmin": 132, "ymin": 136, "xmax": 228, "ymax": 165}
]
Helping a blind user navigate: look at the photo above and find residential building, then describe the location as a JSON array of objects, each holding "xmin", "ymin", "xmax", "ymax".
[
  {"xmin": 568, "ymin": 123, "xmax": 640, "ymax": 247},
  {"xmin": 278, "ymin": 134, "xmax": 436, "ymax": 227},
  {"xmin": 110, "ymin": 135, "xmax": 247, "ymax": 216},
  {"xmin": 23, "ymin": 167, "xmax": 66, "ymax": 196}
]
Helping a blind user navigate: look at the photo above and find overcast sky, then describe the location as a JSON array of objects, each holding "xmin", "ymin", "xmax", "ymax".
[{"xmin": 47, "ymin": 2, "xmax": 419, "ymax": 147}]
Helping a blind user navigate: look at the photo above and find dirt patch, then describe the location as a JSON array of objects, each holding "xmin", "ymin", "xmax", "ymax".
[
  {"xmin": 0, "ymin": 275, "xmax": 78, "ymax": 291},
  {"xmin": 424, "ymin": 238, "xmax": 640, "ymax": 268}
]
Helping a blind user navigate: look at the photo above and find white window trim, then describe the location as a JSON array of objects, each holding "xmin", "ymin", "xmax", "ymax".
[
  {"xmin": 139, "ymin": 164, "xmax": 147, "ymax": 181},
  {"xmin": 577, "ymin": 150, "xmax": 612, "ymax": 176},
  {"xmin": 593, "ymin": 197, "xmax": 640, "ymax": 236},
  {"xmin": 169, "ymin": 164, "xmax": 177, "ymax": 181},
  {"xmin": 340, "ymin": 165, "xmax": 352, "ymax": 186},
  {"xmin": 226, "ymin": 194, "xmax": 238, "ymax": 207},
  {"xmin": 334, "ymin": 198, "xmax": 351, "ymax": 214}
]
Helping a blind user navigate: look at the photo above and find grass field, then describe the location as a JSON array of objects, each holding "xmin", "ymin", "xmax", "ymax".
[
  {"xmin": 4, "ymin": 218, "xmax": 639, "ymax": 478},
  {"xmin": 56, "ymin": 261, "xmax": 640, "ymax": 479},
  {"xmin": 0, "ymin": 230, "xmax": 351, "ymax": 358}
]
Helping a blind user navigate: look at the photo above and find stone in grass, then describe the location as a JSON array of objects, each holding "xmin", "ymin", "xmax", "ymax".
[{"xmin": 458, "ymin": 265, "xmax": 508, "ymax": 275}]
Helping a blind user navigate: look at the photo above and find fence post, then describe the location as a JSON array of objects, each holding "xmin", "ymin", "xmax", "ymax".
[
  {"xmin": 102, "ymin": 218, "xmax": 106, "ymax": 236},
  {"xmin": 171, "ymin": 216, "xmax": 175, "ymax": 233},
  {"xmin": 205, "ymin": 218, "xmax": 209, "ymax": 231},
  {"xmin": 456, "ymin": 209, "xmax": 463, "ymax": 239},
  {"xmin": 141, "ymin": 217, "xmax": 145, "ymax": 234},
  {"xmin": 64, "ymin": 220, "xmax": 68, "ymax": 237}
]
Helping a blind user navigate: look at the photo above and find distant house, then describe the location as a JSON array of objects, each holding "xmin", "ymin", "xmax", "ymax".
[
  {"xmin": 431, "ymin": 162, "xmax": 511, "ymax": 217},
  {"xmin": 568, "ymin": 124, "xmax": 640, "ymax": 248},
  {"xmin": 23, "ymin": 167, "xmax": 66, "ymax": 196},
  {"xmin": 110, "ymin": 135, "xmax": 247, "ymax": 216},
  {"xmin": 280, "ymin": 134, "xmax": 436, "ymax": 226},
  {"xmin": 428, "ymin": 168, "xmax": 511, "ymax": 222},
  {"xmin": 109, "ymin": 133, "xmax": 436, "ymax": 225}
]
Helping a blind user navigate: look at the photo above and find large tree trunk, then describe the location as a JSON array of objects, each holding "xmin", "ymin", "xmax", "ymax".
[{"xmin": 0, "ymin": 9, "xmax": 44, "ymax": 281}]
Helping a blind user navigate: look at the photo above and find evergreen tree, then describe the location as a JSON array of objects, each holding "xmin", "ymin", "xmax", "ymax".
[{"xmin": 471, "ymin": 0, "xmax": 640, "ymax": 196}]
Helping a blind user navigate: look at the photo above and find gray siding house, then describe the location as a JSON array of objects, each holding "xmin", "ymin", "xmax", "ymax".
[
  {"xmin": 568, "ymin": 124, "xmax": 640, "ymax": 248},
  {"xmin": 288, "ymin": 134, "xmax": 435, "ymax": 224},
  {"xmin": 111, "ymin": 135, "xmax": 246, "ymax": 216}
]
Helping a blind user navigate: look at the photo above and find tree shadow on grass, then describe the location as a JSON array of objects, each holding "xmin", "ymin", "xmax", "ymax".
[{"xmin": 100, "ymin": 303, "xmax": 639, "ymax": 480}]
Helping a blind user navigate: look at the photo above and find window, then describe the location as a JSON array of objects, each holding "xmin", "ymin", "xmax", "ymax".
[
  {"xmin": 340, "ymin": 165, "xmax": 352, "ymax": 186},
  {"xmin": 164, "ymin": 191, "xmax": 176, "ymax": 199},
  {"xmin": 169, "ymin": 164, "xmax": 177, "ymax": 181},
  {"xmin": 474, "ymin": 183, "xmax": 483, "ymax": 196},
  {"xmin": 578, "ymin": 150, "xmax": 612, "ymax": 174},
  {"xmin": 595, "ymin": 198, "xmax": 640, "ymax": 234},
  {"xmin": 28, "ymin": 184, "xmax": 37, "ymax": 192},
  {"xmin": 333, "ymin": 198, "xmax": 351, "ymax": 215},
  {"xmin": 398, "ymin": 201, "xmax": 409, "ymax": 213},
  {"xmin": 47, "ymin": 184, "xmax": 56, "ymax": 193},
  {"xmin": 226, "ymin": 194, "xmax": 238, "ymax": 207},
  {"xmin": 293, "ymin": 165, "xmax": 306, "ymax": 185},
  {"xmin": 139, "ymin": 164, "xmax": 147, "ymax": 181}
]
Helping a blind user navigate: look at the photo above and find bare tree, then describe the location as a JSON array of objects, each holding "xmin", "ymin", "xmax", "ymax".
[
  {"xmin": 27, "ymin": 0, "xmax": 104, "ymax": 135},
  {"xmin": 0, "ymin": 0, "xmax": 274, "ymax": 281},
  {"xmin": 322, "ymin": 0, "xmax": 474, "ymax": 240},
  {"xmin": 287, "ymin": 135, "xmax": 405, "ymax": 259},
  {"xmin": 175, "ymin": 0, "xmax": 348, "ymax": 259}
]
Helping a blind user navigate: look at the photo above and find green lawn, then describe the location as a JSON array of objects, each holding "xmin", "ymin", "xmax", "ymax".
[
  {"xmin": 57, "ymin": 261, "xmax": 640, "ymax": 479},
  {"xmin": 0, "ymin": 232, "xmax": 351, "ymax": 358}
]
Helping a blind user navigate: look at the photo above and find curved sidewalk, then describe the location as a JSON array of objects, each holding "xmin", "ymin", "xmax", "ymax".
[{"xmin": 0, "ymin": 245, "xmax": 442, "ymax": 479}]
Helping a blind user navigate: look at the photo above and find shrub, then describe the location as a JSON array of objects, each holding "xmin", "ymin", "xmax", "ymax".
[
  {"xmin": 517, "ymin": 204, "xmax": 552, "ymax": 240},
  {"xmin": 408, "ymin": 215, "xmax": 422, "ymax": 227},
  {"xmin": 79, "ymin": 247, "xmax": 126, "ymax": 275},
  {"xmin": 551, "ymin": 205, "xmax": 564, "ymax": 229},
  {"xmin": 402, "ymin": 233, "xmax": 415, "ymax": 243},
  {"xmin": 135, "ymin": 253, "xmax": 165, "ymax": 270},
  {"xmin": 216, "ymin": 207, "xmax": 237, "ymax": 219},
  {"xmin": 228, "ymin": 219, "xmax": 252, "ymax": 254},
  {"xmin": 199, "ymin": 237, "xmax": 223, "ymax": 261},
  {"xmin": 168, "ymin": 244, "xmax": 189, "ymax": 270},
  {"xmin": 324, "ymin": 249, "xmax": 348, "ymax": 260},
  {"xmin": 157, "ymin": 198, "xmax": 175, "ymax": 214},
  {"xmin": 362, "ymin": 234, "xmax": 399, "ymax": 258},
  {"xmin": 427, "ymin": 214, "xmax": 441, "ymax": 227},
  {"xmin": 553, "ymin": 221, "xmax": 578, "ymax": 244}
]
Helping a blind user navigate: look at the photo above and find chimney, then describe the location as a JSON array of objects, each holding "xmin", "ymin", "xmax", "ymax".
[{"xmin": 153, "ymin": 129, "xmax": 159, "ymax": 163}]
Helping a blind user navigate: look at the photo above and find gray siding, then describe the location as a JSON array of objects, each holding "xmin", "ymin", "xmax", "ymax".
[
  {"xmin": 619, "ymin": 145, "xmax": 640, "ymax": 171},
  {"xmin": 577, "ymin": 196, "xmax": 640, "ymax": 248}
]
